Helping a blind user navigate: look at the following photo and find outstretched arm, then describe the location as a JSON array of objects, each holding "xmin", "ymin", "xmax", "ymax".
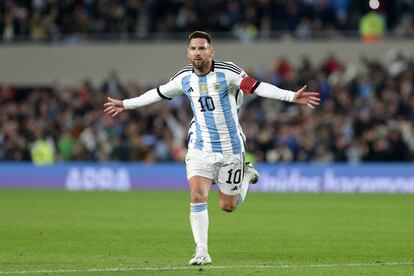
[
  {"xmin": 239, "ymin": 77, "xmax": 320, "ymax": 109},
  {"xmin": 103, "ymin": 79, "xmax": 184, "ymax": 117},
  {"xmin": 103, "ymin": 88, "xmax": 162, "ymax": 117}
]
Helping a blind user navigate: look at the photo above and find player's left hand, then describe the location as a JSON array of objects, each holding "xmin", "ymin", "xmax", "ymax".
[{"xmin": 294, "ymin": 85, "xmax": 320, "ymax": 109}]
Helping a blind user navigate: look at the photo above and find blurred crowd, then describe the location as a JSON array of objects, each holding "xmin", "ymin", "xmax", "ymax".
[
  {"xmin": 1, "ymin": 50, "xmax": 414, "ymax": 164},
  {"xmin": 1, "ymin": 0, "xmax": 414, "ymax": 42}
]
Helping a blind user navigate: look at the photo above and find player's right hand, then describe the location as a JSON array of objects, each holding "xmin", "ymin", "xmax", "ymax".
[{"xmin": 103, "ymin": 96, "xmax": 125, "ymax": 117}]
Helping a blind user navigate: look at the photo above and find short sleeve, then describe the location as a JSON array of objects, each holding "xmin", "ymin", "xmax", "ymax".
[{"xmin": 222, "ymin": 61, "xmax": 247, "ymax": 87}]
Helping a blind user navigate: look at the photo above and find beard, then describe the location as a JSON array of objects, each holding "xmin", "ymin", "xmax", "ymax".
[{"xmin": 191, "ymin": 58, "xmax": 209, "ymax": 72}]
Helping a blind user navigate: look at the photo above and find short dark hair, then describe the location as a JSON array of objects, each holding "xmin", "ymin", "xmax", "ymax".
[{"xmin": 188, "ymin": 31, "xmax": 212, "ymax": 45}]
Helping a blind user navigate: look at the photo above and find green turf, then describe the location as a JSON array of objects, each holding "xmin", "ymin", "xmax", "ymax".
[{"xmin": 0, "ymin": 190, "xmax": 413, "ymax": 275}]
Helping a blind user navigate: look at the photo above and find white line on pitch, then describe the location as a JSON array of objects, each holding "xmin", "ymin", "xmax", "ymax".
[{"xmin": 1, "ymin": 262, "xmax": 414, "ymax": 274}]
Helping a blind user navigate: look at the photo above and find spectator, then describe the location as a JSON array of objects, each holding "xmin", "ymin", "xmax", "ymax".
[
  {"xmin": 31, "ymin": 131, "xmax": 55, "ymax": 165},
  {"xmin": 1, "ymin": 0, "xmax": 413, "ymax": 43},
  {"xmin": 1, "ymin": 52, "xmax": 414, "ymax": 163},
  {"xmin": 359, "ymin": 11, "xmax": 385, "ymax": 42}
]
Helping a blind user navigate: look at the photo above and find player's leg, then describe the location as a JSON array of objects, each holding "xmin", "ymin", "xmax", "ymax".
[
  {"xmin": 216, "ymin": 154, "xmax": 243, "ymax": 212},
  {"xmin": 237, "ymin": 162, "xmax": 259, "ymax": 206},
  {"xmin": 217, "ymin": 159, "xmax": 259, "ymax": 211},
  {"xmin": 188, "ymin": 175, "xmax": 213, "ymax": 265},
  {"xmin": 218, "ymin": 192, "xmax": 239, "ymax": 212},
  {"xmin": 185, "ymin": 149, "xmax": 213, "ymax": 265}
]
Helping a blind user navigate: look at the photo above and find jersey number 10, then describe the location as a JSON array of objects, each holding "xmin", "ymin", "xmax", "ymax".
[{"xmin": 198, "ymin": 96, "xmax": 215, "ymax": 112}]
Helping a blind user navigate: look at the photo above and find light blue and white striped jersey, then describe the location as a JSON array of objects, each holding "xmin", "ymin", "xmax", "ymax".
[{"xmin": 157, "ymin": 60, "xmax": 247, "ymax": 155}]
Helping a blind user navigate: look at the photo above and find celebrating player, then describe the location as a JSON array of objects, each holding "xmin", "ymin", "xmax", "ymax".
[{"xmin": 104, "ymin": 31, "xmax": 320, "ymax": 265}]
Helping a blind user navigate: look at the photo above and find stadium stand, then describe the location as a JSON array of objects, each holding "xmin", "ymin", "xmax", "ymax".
[
  {"xmin": 1, "ymin": 1, "xmax": 413, "ymax": 163},
  {"xmin": 1, "ymin": 0, "xmax": 413, "ymax": 42},
  {"xmin": 1, "ymin": 52, "xmax": 413, "ymax": 163}
]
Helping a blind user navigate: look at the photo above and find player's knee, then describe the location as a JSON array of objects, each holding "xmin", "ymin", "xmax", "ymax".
[
  {"xmin": 219, "ymin": 201, "xmax": 237, "ymax": 212},
  {"xmin": 191, "ymin": 190, "xmax": 208, "ymax": 203}
]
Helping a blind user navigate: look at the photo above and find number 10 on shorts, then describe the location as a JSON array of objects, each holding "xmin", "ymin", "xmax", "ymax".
[{"xmin": 226, "ymin": 169, "xmax": 241, "ymax": 184}]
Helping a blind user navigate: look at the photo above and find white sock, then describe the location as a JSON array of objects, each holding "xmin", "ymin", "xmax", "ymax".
[
  {"xmin": 237, "ymin": 171, "xmax": 253, "ymax": 206},
  {"xmin": 190, "ymin": 202, "xmax": 208, "ymax": 252}
]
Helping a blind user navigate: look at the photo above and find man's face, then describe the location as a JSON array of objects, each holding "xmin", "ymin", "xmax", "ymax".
[{"xmin": 187, "ymin": 38, "xmax": 214, "ymax": 71}]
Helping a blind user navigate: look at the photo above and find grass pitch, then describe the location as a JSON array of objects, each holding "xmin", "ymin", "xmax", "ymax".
[{"xmin": 0, "ymin": 189, "xmax": 413, "ymax": 275}]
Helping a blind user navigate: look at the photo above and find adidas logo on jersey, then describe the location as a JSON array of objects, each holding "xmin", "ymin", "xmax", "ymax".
[
  {"xmin": 188, "ymin": 87, "xmax": 194, "ymax": 93},
  {"xmin": 231, "ymin": 186, "xmax": 238, "ymax": 191}
]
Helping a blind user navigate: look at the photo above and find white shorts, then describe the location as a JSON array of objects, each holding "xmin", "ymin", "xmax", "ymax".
[{"xmin": 185, "ymin": 148, "xmax": 245, "ymax": 195}]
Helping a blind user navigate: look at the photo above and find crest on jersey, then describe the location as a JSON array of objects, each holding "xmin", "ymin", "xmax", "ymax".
[
  {"xmin": 214, "ymin": 83, "xmax": 221, "ymax": 92},
  {"xmin": 199, "ymin": 83, "xmax": 207, "ymax": 93}
]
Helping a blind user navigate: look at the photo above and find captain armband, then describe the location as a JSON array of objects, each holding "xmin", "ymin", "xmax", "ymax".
[{"xmin": 240, "ymin": 77, "xmax": 261, "ymax": 94}]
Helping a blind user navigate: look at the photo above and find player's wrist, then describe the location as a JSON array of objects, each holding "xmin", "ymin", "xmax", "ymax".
[
  {"xmin": 293, "ymin": 92, "xmax": 298, "ymax": 103},
  {"xmin": 286, "ymin": 90, "xmax": 296, "ymax": 103},
  {"xmin": 122, "ymin": 99, "xmax": 132, "ymax": 110}
]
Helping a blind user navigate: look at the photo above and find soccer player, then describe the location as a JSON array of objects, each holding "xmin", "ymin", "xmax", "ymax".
[{"xmin": 104, "ymin": 31, "xmax": 320, "ymax": 265}]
